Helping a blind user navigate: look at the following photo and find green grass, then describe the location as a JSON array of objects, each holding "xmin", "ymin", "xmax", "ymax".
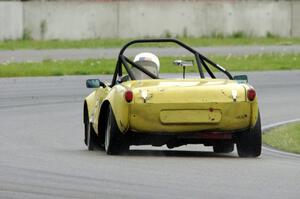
[
  {"xmin": 263, "ymin": 122, "xmax": 300, "ymax": 154},
  {"xmin": 1, "ymin": 36, "xmax": 300, "ymax": 50},
  {"xmin": 0, "ymin": 59, "xmax": 117, "ymax": 77},
  {"xmin": 0, "ymin": 53, "xmax": 299, "ymax": 77}
]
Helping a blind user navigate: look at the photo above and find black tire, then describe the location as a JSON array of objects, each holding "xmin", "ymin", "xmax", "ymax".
[
  {"xmin": 105, "ymin": 106, "xmax": 129, "ymax": 155},
  {"xmin": 87, "ymin": 123, "xmax": 97, "ymax": 151},
  {"xmin": 213, "ymin": 142, "xmax": 234, "ymax": 153},
  {"xmin": 236, "ymin": 113, "xmax": 262, "ymax": 157},
  {"xmin": 84, "ymin": 122, "xmax": 88, "ymax": 146}
]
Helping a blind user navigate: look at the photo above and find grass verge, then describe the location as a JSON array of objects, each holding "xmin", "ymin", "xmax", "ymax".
[
  {"xmin": 0, "ymin": 53, "xmax": 299, "ymax": 77},
  {"xmin": 1, "ymin": 37, "xmax": 300, "ymax": 50},
  {"xmin": 263, "ymin": 122, "xmax": 300, "ymax": 154}
]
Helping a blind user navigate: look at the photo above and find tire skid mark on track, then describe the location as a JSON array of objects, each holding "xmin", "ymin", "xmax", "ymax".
[
  {"xmin": 0, "ymin": 186, "xmax": 83, "ymax": 199},
  {"xmin": 0, "ymin": 164, "xmax": 171, "ymax": 194},
  {"xmin": 0, "ymin": 100, "xmax": 82, "ymax": 110}
]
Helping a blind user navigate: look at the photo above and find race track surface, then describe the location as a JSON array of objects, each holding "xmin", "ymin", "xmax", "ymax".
[
  {"xmin": 0, "ymin": 71, "xmax": 300, "ymax": 199},
  {"xmin": 1, "ymin": 45, "xmax": 300, "ymax": 63}
]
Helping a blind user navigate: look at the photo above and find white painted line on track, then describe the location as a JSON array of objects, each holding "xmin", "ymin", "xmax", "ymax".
[
  {"xmin": 262, "ymin": 118, "xmax": 300, "ymax": 132},
  {"xmin": 262, "ymin": 118, "xmax": 300, "ymax": 158}
]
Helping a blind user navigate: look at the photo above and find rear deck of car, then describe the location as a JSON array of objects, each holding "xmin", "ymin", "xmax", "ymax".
[{"xmin": 123, "ymin": 79, "xmax": 253, "ymax": 134}]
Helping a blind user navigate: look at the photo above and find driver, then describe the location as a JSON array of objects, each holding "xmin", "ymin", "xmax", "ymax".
[{"xmin": 132, "ymin": 52, "xmax": 160, "ymax": 80}]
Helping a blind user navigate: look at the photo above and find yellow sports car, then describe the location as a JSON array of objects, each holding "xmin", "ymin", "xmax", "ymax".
[{"xmin": 83, "ymin": 39, "xmax": 261, "ymax": 157}]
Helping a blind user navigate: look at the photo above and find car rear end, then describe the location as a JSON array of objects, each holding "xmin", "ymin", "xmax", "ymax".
[{"xmin": 123, "ymin": 79, "xmax": 258, "ymax": 134}]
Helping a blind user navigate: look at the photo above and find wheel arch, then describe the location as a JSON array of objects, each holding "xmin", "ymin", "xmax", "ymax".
[{"xmin": 98, "ymin": 97, "xmax": 130, "ymax": 135}]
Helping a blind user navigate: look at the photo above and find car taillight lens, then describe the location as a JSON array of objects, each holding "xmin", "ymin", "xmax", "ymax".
[
  {"xmin": 247, "ymin": 88, "xmax": 256, "ymax": 101},
  {"xmin": 124, "ymin": 90, "xmax": 133, "ymax": 102}
]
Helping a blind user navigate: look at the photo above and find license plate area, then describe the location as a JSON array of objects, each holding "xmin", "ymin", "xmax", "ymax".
[{"xmin": 160, "ymin": 109, "xmax": 221, "ymax": 124}]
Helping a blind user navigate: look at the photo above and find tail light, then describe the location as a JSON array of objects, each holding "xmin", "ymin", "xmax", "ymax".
[
  {"xmin": 247, "ymin": 88, "xmax": 256, "ymax": 101},
  {"xmin": 124, "ymin": 90, "xmax": 133, "ymax": 102}
]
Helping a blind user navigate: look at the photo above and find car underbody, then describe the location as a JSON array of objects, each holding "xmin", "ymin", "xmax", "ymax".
[{"xmin": 123, "ymin": 129, "xmax": 247, "ymax": 148}]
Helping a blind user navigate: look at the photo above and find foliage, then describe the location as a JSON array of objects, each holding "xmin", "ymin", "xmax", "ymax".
[
  {"xmin": 1, "ymin": 37, "xmax": 300, "ymax": 50},
  {"xmin": 0, "ymin": 53, "xmax": 299, "ymax": 77}
]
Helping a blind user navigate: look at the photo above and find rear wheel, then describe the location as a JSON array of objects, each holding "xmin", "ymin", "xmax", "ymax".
[
  {"xmin": 86, "ymin": 123, "xmax": 97, "ymax": 151},
  {"xmin": 236, "ymin": 113, "xmax": 262, "ymax": 157},
  {"xmin": 105, "ymin": 106, "xmax": 129, "ymax": 155},
  {"xmin": 84, "ymin": 122, "xmax": 88, "ymax": 145},
  {"xmin": 213, "ymin": 142, "xmax": 234, "ymax": 153}
]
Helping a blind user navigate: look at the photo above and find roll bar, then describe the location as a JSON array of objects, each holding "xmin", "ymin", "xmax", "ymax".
[{"xmin": 111, "ymin": 38, "xmax": 233, "ymax": 86}]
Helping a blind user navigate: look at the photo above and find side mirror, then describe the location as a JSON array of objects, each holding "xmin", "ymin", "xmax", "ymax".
[
  {"xmin": 86, "ymin": 79, "xmax": 106, "ymax": 88},
  {"xmin": 233, "ymin": 75, "xmax": 248, "ymax": 83}
]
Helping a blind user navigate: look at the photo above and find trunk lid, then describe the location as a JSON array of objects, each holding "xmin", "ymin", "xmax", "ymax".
[{"xmin": 124, "ymin": 79, "xmax": 246, "ymax": 104}]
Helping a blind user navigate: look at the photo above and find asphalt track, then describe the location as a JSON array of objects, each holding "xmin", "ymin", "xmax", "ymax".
[
  {"xmin": 1, "ymin": 45, "xmax": 300, "ymax": 63},
  {"xmin": 0, "ymin": 71, "xmax": 300, "ymax": 199}
]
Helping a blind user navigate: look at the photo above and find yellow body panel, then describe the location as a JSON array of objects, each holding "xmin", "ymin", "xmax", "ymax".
[
  {"xmin": 129, "ymin": 102, "xmax": 251, "ymax": 133},
  {"xmin": 102, "ymin": 85, "xmax": 130, "ymax": 132},
  {"xmin": 85, "ymin": 78, "xmax": 258, "ymax": 136},
  {"xmin": 85, "ymin": 84, "xmax": 132, "ymax": 133}
]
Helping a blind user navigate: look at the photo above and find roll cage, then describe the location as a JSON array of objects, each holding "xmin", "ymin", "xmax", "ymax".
[{"xmin": 111, "ymin": 39, "xmax": 233, "ymax": 86}]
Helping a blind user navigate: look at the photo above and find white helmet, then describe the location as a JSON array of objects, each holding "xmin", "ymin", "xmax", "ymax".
[{"xmin": 132, "ymin": 52, "xmax": 160, "ymax": 79}]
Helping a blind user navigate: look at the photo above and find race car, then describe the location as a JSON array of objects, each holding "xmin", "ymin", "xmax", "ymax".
[{"xmin": 83, "ymin": 39, "xmax": 261, "ymax": 157}]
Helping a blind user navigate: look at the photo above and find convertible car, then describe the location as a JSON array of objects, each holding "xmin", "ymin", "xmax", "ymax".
[{"xmin": 83, "ymin": 39, "xmax": 261, "ymax": 157}]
